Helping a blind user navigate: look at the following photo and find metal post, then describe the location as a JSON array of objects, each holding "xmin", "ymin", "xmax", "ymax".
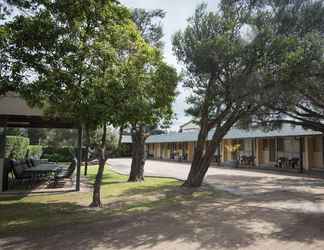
[
  {"xmin": 322, "ymin": 136, "xmax": 324, "ymax": 167},
  {"xmin": 217, "ymin": 143, "xmax": 221, "ymax": 164},
  {"xmin": 76, "ymin": 127, "xmax": 82, "ymax": 191},
  {"xmin": 275, "ymin": 137, "xmax": 278, "ymax": 166},
  {"xmin": 0, "ymin": 124, "xmax": 7, "ymax": 192},
  {"xmin": 251, "ymin": 138, "xmax": 255, "ymax": 166},
  {"xmin": 299, "ymin": 137, "xmax": 304, "ymax": 173},
  {"xmin": 84, "ymin": 127, "xmax": 89, "ymax": 176}
]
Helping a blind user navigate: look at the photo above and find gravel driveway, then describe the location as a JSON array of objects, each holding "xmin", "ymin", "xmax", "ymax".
[{"xmin": 109, "ymin": 158, "xmax": 324, "ymax": 197}]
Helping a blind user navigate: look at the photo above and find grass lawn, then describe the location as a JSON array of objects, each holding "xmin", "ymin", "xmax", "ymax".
[{"xmin": 0, "ymin": 165, "xmax": 217, "ymax": 235}]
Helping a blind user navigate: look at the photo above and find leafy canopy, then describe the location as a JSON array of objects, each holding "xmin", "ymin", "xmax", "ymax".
[
  {"xmin": 5, "ymin": 0, "xmax": 146, "ymax": 131},
  {"xmin": 172, "ymin": 1, "xmax": 269, "ymax": 132}
]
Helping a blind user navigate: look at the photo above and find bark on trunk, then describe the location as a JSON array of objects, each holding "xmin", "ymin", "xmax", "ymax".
[
  {"xmin": 183, "ymin": 139, "xmax": 219, "ymax": 187},
  {"xmin": 183, "ymin": 110, "xmax": 241, "ymax": 187},
  {"xmin": 90, "ymin": 125, "xmax": 107, "ymax": 208},
  {"xmin": 183, "ymin": 73, "xmax": 217, "ymax": 187},
  {"xmin": 128, "ymin": 126, "xmax": 145, "ymax": 182},
  {"xmin": 183, "ymin": 121, "xmax": 212, "ymax": 187}
]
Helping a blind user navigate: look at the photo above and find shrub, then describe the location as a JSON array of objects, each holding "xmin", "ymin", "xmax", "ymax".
[
  {"xmin": 5, "ymin": 136, "xmax": 30, "ymax": 160},
  {"xmin": 28, "ymin": 145, "xmax": 43, "ymax": 159},
  {"xmin": 42, "ymin": 147, "xmax": 76, "ymax": 162},
  {"xmin": 110, "ymin": 144, "xmax": 131, "ymax": 158}
]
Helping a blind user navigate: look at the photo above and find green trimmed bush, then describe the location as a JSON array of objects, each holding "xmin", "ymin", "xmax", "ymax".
[
  {"xmin": 5, "ymin": 136, "xmax": 30, "ymax": 160},
  {"xmin": 28, "ymin": 145, "xmax": 43, "ymax": 159},
  {"xmin": 42, "ymin": 147, "xmax": 75, "ymax": 162}
]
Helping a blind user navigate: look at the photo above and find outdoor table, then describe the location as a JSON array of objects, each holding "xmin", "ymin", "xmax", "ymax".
[{"xmin": 24, "ymin": 165, "xmax": 62, "ymax": 174}]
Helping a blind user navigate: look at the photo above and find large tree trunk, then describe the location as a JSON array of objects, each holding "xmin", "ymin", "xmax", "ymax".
[
  {"xmin": 183, "ymin": 110, "xmax": 241, "ymax": 187},
  {"xmin": 183, "ymin": 139, "xmax": 219, "ymax": 187},
  {"xmin": 183, "ymin": 120, "xmax": 211, "ymax": 187},
  {"xmin": 90, "ymin": 125, "xmax": 107, "ymax": 208},
  {"xmin": 128, "ymin": 125, "xmax": 145, "ymax": 182}
]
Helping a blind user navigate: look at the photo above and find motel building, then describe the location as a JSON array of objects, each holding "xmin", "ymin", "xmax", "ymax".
[{"xmin": 124, "ymin": 121, "xmax": 324, "ymax": 173}]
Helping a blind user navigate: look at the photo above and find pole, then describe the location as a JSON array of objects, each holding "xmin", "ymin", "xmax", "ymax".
[
  {"xmin": 0, "ymin": 123, "xmax": 7, "ymax": 192},
  {"xmin": 251, "ymin": 139, "xmax": 254, "ymax": 166},
  {"xmin": 84, "ymin": 126, "xmax": 89, "ymax": 176},
  {"xmin": 76, "ymin": 127, "xmax": 82, "ymax": 191},
  {"xmin": 275, "ymin": 137, "xmax": 278, "ymax": 166},
  {"xmin": 299, "ymin": 137, "xmax": 304, "ymax": 173}
]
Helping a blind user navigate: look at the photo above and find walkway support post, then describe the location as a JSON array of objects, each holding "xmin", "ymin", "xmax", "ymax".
[
  {"xmin": 0, "ymin": 124, "xmax": 7, "ymax": 192},
  {"xmin": 76, "ymin": 127, "xmax": 83, "ymax": 191},
  {"xmin": 299, "ymin": 137, "xmax": 304, "ymax": 173},
  {"xmin": 251, "ymin": 139, "xmax": 255, "ymax": 166},
  {"xmin": 84, "ymin": 126, "xmax": 90, "ymax": 176}
]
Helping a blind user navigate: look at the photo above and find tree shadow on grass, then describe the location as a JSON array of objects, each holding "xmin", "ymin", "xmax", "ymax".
[{"xmin": 2, "ymin": 182, "xmax": 324, "ymax": 250}]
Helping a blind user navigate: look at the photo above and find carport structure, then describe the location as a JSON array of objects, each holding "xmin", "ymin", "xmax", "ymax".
[{"xmin": 0, "ymin": 92, "xmax": 82, "ymax": 193}]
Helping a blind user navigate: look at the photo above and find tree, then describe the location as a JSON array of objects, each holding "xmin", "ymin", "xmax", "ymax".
[
  {"xmin": 132, "ymin": 8, "xmax": 165, "ymax": 49},
  {"xmin": 121, "ymin": 8, "xmax": 178, "ymax": 182},
  {"xmin": 120, "ymin": 53, "xmax": 179, "ymax": 182},
  {"xmin": 251, "ymin": 0, "xmax": 324, "ymax": 133},
  {"xmin": 172, "ymin": 1, "xmax": 274, "ymax": 187},
  {"xmin": 5, "ymin": 0, "xmax": 144, "ymax": 207},
  {"xmin": 0, "ymin": 2, "xmax": 17, "ymax": 95},
  {"xmin": 38, "ymin": 129, "xmax": 77, "ymax": 147}
]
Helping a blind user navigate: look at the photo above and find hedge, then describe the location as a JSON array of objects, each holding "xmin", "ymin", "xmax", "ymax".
[
  {"xmin": 5, "ymin": 136, "xmax": 30, "ymax": 160},
  {"xmin": 42, "ymin": 147, "xmax": 76, "ymax": 162},
  {"xmin": 28, "ymin": 145, "xmax": 43, "ymax": 159}
]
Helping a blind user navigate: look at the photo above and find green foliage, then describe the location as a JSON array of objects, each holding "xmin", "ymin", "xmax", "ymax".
[
  {"xmin": 5, "ymin": 0, "xmax": 136, "ymax": 128},
  {"xmin": 27, "ymin": 128, "xmax": 47, "ymax": 145},
  {"xmin": 5, "ymin": 136, "xmax": 29, "ymax": 160},
  {"xmin": 89, "ymin": 127, "xmax": 119, "ymax": 152},
  {"xmin": 40, "ymin": 129, "xmax": 77, "ymax": 148},
  {"xmin": 132, "ymin": 8, "xmax": 166, "ymax": 49},
  {"xmin": 42, "ymin": 147, "xmax": 75, "ymax": 162},
  {"xmin": 172, "ymin": 1, "xmax": 268, "ymax": 137},
  {"xmin": 111, "ymin": 144, "xmax": 131, "ymax": 158},
  {"xmin": 123, "ymin": 9, "xmax": 179, "ymax": 130},
  {"xmin": 4, "ymin": 136, "xmax": 43, "ymax": 159},
  {"xmin": 251, "ymin": 0, "xmax": 324, "ymax": 132},
  {"xmin": 5, "ymin": 128, "xmax": 26, "ymax": 137},
  {"xmin": 27, "ymin": 145, "xmax": 43, "ymax": 159}
]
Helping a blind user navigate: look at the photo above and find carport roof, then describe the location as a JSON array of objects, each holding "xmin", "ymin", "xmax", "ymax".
[
  {"xmin": 0, "ymin": 92, "xmax": 77, "ymax": 128},
  {"xmin": 122, "ymin": 124, "xmax": 322, "ymax": 144}
]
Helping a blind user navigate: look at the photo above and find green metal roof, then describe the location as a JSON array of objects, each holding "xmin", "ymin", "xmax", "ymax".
[{"xmin": 122, "ymin": 124, "xmax": 322, "ymax": 144}]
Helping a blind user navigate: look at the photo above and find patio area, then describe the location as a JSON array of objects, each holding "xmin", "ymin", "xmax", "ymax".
[{"xmin": 0, "ymin": 93, "xmax": 83, "ymax": 194}]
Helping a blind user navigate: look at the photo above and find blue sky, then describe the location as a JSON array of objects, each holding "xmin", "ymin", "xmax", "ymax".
[{"xmin": 120, "ymin": 0, "xmax": 220, "ymax": 130}]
